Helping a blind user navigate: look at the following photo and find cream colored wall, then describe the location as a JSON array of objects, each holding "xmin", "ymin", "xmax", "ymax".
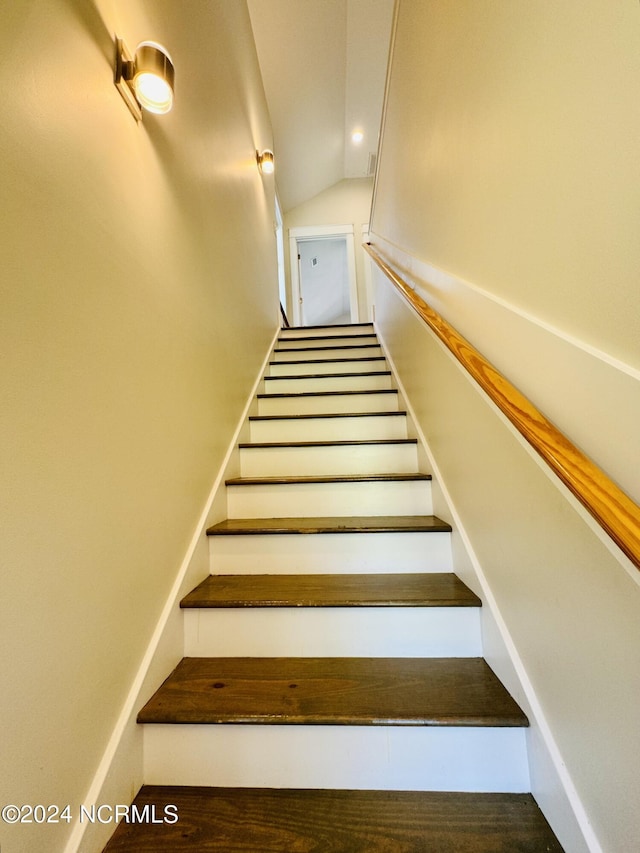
[
  {"xmin": 283, "ymin": 177, "xmax": 373, "ymax": 322},
  {"xmin": 0, "ymin": 2, "xmax": 277, "ymax": 852},
  {"xmin": 371, "ymin": 1, "xmax": 640, "ymax": 851},
  {"xmin": 374, "ymin": 280, "xmax": 640, "ymax": 852},
  {"xmin": 372, "ymin": 0, "xmax": 640, "ymax": 506},
  {"xmin": 375, "ymin": 0, "xmax": 640, "ymax": 366}
]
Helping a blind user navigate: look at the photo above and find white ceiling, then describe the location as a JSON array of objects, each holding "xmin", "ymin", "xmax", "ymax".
[{"xmin": 248, "ymin": 0, "xmax": 394, "ymax": 212}]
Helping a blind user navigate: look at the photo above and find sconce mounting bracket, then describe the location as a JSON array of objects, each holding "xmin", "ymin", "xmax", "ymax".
[{"xmin": 114, "ymin": 37, "xmax": 142, "ymax": 122}]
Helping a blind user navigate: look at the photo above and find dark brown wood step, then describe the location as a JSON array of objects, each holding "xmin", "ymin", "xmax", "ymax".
[
  {"xmin": 264, "ymin": 370, "xmax": 391, "ymax": 382},
  {"xmin": 270, "ymin": 356, "xmax": 387, "ymax": 366},
  {"xmin": 137, "ymin": 657, "xmax": 528, "ymax": 726},
  {"xmin": 274, "ymin": 342, "xmax": 382, "ymax": 354},
  {"xmin": 278, "ymin": 332, "xmax": 380, "ymax": 349},
  {"xmin": 238, "ymin": 438, "xmax": 417, "ymax": 449},
  {"xmin": 257, "ymin": 388, "xmax": 398, "ymax": 400},
  {"xmin": 226, "ymin": 473, "xmax": 431, "ymax": 486},
  {"xmin": 250, "ymin": 410, "xmax": 406, "ymax": 422},
  {"xmin": 283, "ymin": 322, "xmax": 374, "ymax": 331},
  {"xmin": 277, "ymin": 333, "xmax": 378, "ymax": 343},
  {"xmin": 102, "ymin": 786, "xmax": 564, "ymax": 852},
  {"xmin": 207, "ymin": 515, "xmax": 451, "ymax": 536},
  {"xmin": 181, "ymin": 572, "xmax": 481, "ymax": 609},
  {"xmin": 278, "ymin": 332, "xmax": 378, "ymax": 344}
]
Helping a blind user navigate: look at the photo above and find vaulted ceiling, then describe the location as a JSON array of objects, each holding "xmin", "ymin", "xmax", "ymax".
[{"xmin": 248, "ymin": 0, "xmax": 394, "ymax": 212}]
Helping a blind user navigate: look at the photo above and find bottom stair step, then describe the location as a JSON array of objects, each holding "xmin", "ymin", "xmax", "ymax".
[{"xmin": 102, "ymin": 786, "xmax": 565, "ymax": 852}]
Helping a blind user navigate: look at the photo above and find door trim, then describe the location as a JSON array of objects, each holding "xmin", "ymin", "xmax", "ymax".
[{"xmin": 288, "ymin": 224, "xmax": 359, "ymax": 327}]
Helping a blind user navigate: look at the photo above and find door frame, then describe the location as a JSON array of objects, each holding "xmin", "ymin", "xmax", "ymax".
[{"xmin": 288, "ymin": 224, "xmax": 359, "ymax": 327}]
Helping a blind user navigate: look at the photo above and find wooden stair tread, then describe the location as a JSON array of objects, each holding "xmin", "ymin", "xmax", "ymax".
[
  {"xmin": 102, "ymin": 786, "xmax": 564, "ymax": 852},
  {"xmin": 284, "ymin": 322, "xmax": 374, "ymax": 331},
  {"xmin": 238, "ymin": 438, "xmax": 416, "ymax": 448},
  {"xmin": 250, "ymin": 410, "xmax": 406, "ymax": 422},
  {"xmin": 207, "ymin": 515, "xmax": 452, "ymax": 535},
  {"xmin": 274, "ymin": 342, "xmax": 381, "ymax": 353},
  {"xmin": 257, "ymin": 388, "xmax": 398, "ymax": 399},
  {"xmin": 137, "ymin": 657, "xmax": 528, "ymax": 726},
  {"xmin": 270, "ymin": 356, "xmax": 386, "ymax": 366},
  {"xmin": 181, "ymin": 572, "xmax": 481, "ymax": 608},
  {"xmin": 226, "ymin": 473, "xmax": 431, "ymax": 486},
  {"xmin": 277, "ymin": 333, "xmax": 377, "ymax": 343},
  {"xmin": 264, "ymin": 370, "xmax": 391, "ymax": 380}
]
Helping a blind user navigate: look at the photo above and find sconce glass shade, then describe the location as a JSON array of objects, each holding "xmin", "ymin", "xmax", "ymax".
[
  {"xmin": 133, "ymin": 43, "xmax": 175, "ymax": 114},
  {"xmin": 115, "ymin": 37, "xmax": 174, "ymax": 120},
  {"xmin": 257, "ymin": 149, "xmax": 275, "ymax": 174}
]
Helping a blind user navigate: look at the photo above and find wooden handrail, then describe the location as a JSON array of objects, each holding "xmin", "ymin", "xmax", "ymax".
[
  {"xmin": 365, "ymin": 243, "xmax": 640, "ymax": 571},
  {"xmin": 280, "ymin": 302, "xmax": 290, "ymax": 328}
]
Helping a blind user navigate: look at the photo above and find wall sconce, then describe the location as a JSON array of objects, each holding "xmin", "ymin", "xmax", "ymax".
[
  {"xmin": 256, "ymin": 149, "xmax": 275, "ymax": 175},
  {"xmin": 115, "ymin": 37, "xmax": 175, "ymax": 121}
]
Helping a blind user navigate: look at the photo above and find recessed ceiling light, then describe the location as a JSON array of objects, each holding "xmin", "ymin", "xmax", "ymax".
[{"xmin": 351, "ymin": 130, "xmax": 364, "ymax": 144}]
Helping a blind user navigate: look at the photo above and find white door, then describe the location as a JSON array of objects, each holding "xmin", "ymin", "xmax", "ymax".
[{"xmin": 298, "ymin": 238, "xmax": 350, "ymax": 326}]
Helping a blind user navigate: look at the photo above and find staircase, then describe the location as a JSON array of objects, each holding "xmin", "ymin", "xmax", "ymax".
[{"xmin": 103, "ymin": 323, "xmax": 564, "ymax": 851}]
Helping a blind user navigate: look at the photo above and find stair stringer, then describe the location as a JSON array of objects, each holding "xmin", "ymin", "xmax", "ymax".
[
  {"xmin": 375, "ymin": 325, "xmax": 594, "ymax": 853},
  {"xmin": 64, "ymin": 326, "xmax": 281, "ymax": 853}
]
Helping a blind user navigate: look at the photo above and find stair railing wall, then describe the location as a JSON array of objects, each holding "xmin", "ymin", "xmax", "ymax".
[
  {"xmin": 365, "ymin": 243, "xmax": 640, "ymax": 573},
  {"xmin": 367, "ymin": 244, "xmax": 640, "ymax": 852}
]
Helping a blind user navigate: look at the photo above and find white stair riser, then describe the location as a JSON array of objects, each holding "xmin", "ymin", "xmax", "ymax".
[
  {"xmin": 183, "ymin": 607, "xmax": 481, "ymax": 657},
  {"xmin": 249, "ymin": 413, "xmax": 408, "ymax": 443},
  {"xmin": 277, "ymin": 336, "xmax": 378, "ymax": 350},
  {"xmin": 258, "ymin": 392, "xmax": 399, "ymax": 416},
  {"xmin": 273, "ymin": 346, "xmax": 383, "ymax": 362},
  {"xmin": 227, "ymin": 479, "xmax": 432, "ymax": 518},
  {"xmin": 268, "ymin": 359, "xmax": 386, "ymax": 377},
  {"xmin": 143, "ymin": 725, "xmax": 529, "ymax": 792},
  {"xmin": 239, "ymin": 443, "xmax": 418, "ymax": 477},
  {"xmin": 263, "ymin": 374, "xmax": 392, "ymax": 394},
  {"xmin": 209, "ymin": 531, "xmax": 452, "ymax": 574}
]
